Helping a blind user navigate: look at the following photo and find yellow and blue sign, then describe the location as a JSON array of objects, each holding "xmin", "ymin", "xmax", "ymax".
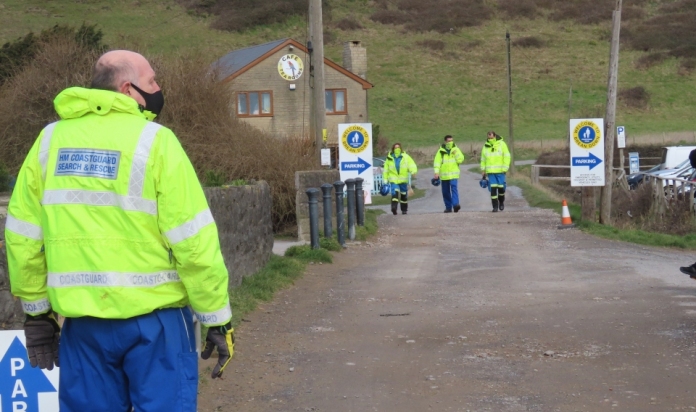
[
  {"xmin": 569, "ymin": 118, "xmax": 605, "ymax": 187},
  {"xmin": 341, "ymin": 125, "xmax": 370, "ymax": 154},
  {"xmin": 0, "ymin": 331, "xmax": 60, "ymax": 411},
  {"xmin": 338, "ymin": 123, "xmax": 374, "ymax": 204},
  {"xmin": 572, "ymin": 120, "xmax": 602, "ymax": 150}
]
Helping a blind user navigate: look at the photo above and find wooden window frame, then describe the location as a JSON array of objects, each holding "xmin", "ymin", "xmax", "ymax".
[
  {"xmin": 325, "ymin": 88, "xmax": 348, "ymax": 115},
  {"xmin": 237, "ymin": 91, "xmax": 274, "ymax": 118}
]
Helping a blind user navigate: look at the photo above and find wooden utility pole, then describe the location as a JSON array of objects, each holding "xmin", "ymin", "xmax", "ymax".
[
  {"xmin": 506, "ymin": 31, "xmax": 515, "ymax": 176},
  {"xmin": 599, "ymin": 0, "xmax": 622, "ymax": 225},
  {"xmin": 309, "ymin": 0, "xmax": 327, "ymax": 166}
]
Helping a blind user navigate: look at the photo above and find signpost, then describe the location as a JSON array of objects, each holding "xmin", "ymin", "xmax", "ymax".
[
  {"xmin": 617, "ymin": 126, "xmax": 626, "ymax": 174},
  {"xmin": 570, "ymin": 118, "xmax": 606, "ymax": 187},
  {"xmin": 0, "ymin": 331, "xmax": 59, "ymax": 411},
  {"xmin": 338, "ymin": 123, "xmax": 373, "ymax": 204}
]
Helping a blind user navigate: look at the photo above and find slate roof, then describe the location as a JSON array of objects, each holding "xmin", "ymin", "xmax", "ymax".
[
  {"xmin": 213, "ymin": 38, "xmax": 373, "ymax": 90},
  {"xmin": 212, "ymin": 38, "xmax": 289, "ymax": 81}
]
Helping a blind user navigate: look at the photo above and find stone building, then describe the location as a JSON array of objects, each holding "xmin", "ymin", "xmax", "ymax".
[{"xmin": 213, "ymin": 38, "xmax": 373, "ymax": 146}]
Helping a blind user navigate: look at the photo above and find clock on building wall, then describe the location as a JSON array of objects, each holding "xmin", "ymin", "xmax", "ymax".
[{"xmin": 278, "ymin": 54, "xmax": 304, "ymax": 81}]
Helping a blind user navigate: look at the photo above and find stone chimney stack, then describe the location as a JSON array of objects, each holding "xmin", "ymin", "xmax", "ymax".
[{"xmin": 342, "ymin": 41, "xmax": 367, "ymax": 79}]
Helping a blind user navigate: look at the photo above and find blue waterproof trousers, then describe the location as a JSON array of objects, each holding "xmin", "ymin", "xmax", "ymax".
[
  {"xmin": 59, "ymin": 307, "xmax": 198, "ymax": 412},
  {"xmin": 441, "ymin": 178, "xmax": 460, "ymax": 211}
]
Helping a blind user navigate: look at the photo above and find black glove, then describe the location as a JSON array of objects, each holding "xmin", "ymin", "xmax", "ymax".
[
  {"xmin": 24, "ymin": 312, "xmax": 60, "ymax": 370},
  {"xmin": 201, "ymin": 322, "xmax": 234, "ymax": 379}
]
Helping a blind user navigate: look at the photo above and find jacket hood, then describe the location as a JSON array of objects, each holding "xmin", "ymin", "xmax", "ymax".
[{"xmin": 54, "ymin": 87, "xmax": 156, "ymax": 121}]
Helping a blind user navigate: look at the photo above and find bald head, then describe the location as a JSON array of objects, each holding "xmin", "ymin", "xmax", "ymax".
[{"xmin": 91, "ymin": 50, "xmax": 160, "ymax": 107}]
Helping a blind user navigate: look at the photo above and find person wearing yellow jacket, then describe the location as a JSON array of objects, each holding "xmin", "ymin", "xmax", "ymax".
[
  {"xmin": 481, "ymin": 131, "xmax": 511, "ymax": 212},
  {"xmin": 5, "ymin": 50, "xmax": 232, "ymax": 411},
  {"xmin": 434, "ymin": 135, "xmax": 465, "ymax": 213},
  {"xmin": 383, "ymin": 143, "xmax": 418, "ymax": 215}
]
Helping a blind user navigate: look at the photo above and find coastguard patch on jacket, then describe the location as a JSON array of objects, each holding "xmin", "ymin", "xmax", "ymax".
[{"xmin": 55, "ymin": 148, "xmax": 121, "ymax": 179}]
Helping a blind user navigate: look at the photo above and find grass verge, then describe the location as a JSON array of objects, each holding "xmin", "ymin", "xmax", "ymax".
[
  {"xmin": 228, "ymin": 255, "xmax": 306, "ymax": 327},
  {"xmin": 511, "ymin": 177, "xmax": 696, "ymax": 250},
  {"xmin": 356, "ymin": 209, "xmax": 384, "ymax": 241}
]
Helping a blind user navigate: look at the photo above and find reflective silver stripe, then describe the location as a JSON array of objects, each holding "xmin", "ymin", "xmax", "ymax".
[
  {"xmin": 129, "ymin": 122, "xmax": 162, "ymax": 197},
  {"xmin": 5, "ymin": 214, "xmax": 43, "ymax": 240},
  {"xmin": 48, "ymin": 270, "xmax": 180, "ymax": 288},
  {"xmin": 21, "ymin": 298, "xmax": 52, "ymax": 315},
  {"xmin": 165, "ymin": 209, "xmax": 215, "ymax": 245},
  {"xmin": 42, "ymin": 190, "xmax": 157, "ymax": 215},
  {"xmin": 194, "ymin": 303, "xmax": 232, "ymax": 326},
  {"xmin": 39, "ymin": 122, "xmax": 58, "ymax": 180}
]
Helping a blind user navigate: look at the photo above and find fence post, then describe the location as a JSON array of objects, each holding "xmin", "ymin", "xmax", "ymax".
[
  {"xmin": 306, "ymin": 188, "xmax": 320, "ymax": 249},
  {"xmin": 346, "ymin": 178, "xmax": 356, "ymax": 240},
  {"xmin": 333, "ymin": 181, "xmax": 346, "ymax": 246},
  {"xmin": 321, "ymin": 183, "xmax": 333, "ymax": 238},
  {"xmin": 355, "ymin": 177, "xmax": 365, "ymax": 226}
]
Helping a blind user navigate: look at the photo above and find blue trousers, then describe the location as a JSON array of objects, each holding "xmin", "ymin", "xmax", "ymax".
[
  {"xmin": 441, "ymin": 179, "xmax": 459, "ymax": 210},
  {"xmin": 488, "ymin": 173, "xmax": 506, "ymax": 199},
  {"xmin": 59, "ymin": 307, "xmax": 198, "ymax": 412}
]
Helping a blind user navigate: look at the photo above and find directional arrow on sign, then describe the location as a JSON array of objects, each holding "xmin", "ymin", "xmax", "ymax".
[
  {"xmin": 340, "ymin": 157, "xmax": 371, "ymax": 175},
  {"xmin": 0, "ymin": 336, "xmax": 56, "ymax": 412},
  {"xmin": 572, "ymin": 152, "xmax": 603, "ymax": 170}
]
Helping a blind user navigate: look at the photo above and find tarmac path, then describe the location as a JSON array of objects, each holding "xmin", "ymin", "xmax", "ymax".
[{"xmin": 199, "ymin": 165, "xmax": 696, "ymax": 412}]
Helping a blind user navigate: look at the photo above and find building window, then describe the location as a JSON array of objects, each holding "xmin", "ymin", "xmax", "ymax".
[
  {"xmin": 325, "ymin": 89, "xmax": 347, "ymax": 114},
  {"xmin": 237, "ymin": 91, "xmax": 273, "ymax": 117}
]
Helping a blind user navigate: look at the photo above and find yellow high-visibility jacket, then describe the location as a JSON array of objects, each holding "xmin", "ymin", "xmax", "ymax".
[
  {"xmin": 5, "ymin": 87, "xmax": 231, "ymax": 326},
  {"xmin": 433, "ymin": 144, "xmax": 465, "ymax": 181},
  {"xmin": 481, "ymin": 136, "xmax": 511, "ymax": 174},
  {"xmin": 384, "ymin": 152, "xmax": 417, "ymax": 184}
]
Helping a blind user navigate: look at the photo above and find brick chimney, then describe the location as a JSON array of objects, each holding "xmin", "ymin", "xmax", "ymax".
[{"xmin": 342, "ymin": 41, "xmax": 367, "ymax": 79}]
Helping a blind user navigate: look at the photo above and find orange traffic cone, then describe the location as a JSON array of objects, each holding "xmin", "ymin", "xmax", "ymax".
[{"xmin": 558, "ymin": 199, "xmax": 575, "ymax": 229}]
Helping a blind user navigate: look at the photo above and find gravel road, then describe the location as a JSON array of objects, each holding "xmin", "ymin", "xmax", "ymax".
[{"xmin": 199, "ymin": 166, "xmax": 696, "ymax": 412}]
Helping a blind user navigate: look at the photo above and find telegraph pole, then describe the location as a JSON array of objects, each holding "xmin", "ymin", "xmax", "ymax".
[
  {"xmin": 506, "ymin": 31, "xmax": 515, "ymax": 176},
  {"xmin": 600, "ymin": 0, "xmax": 622, "ymax": 225},
  {"xmin": 309, "ymin": 0, "xmax": 327, "ymax": 166}
]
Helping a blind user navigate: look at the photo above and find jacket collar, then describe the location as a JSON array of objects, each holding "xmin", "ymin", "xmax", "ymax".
[{"xmin": 54, "ymin": 87, "xmax": 156, "ymax": 121}]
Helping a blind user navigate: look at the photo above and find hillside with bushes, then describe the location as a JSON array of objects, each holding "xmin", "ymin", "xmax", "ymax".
[{"xmin": 2, "ymin": 0, "xmax": 696, "ymax": 149}]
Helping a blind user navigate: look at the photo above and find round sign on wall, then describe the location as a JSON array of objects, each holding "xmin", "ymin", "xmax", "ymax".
[{"xmin": 278, "ymin": 54, "xmax": 304, "ymax": 81}]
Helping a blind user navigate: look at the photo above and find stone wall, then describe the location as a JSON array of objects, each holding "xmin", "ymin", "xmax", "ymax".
[
  {"xmin": 205, "ymin": 182, "xmax": 274, "ymax": 287},
  {"xmin": 0, "ymin": 182, "xmax": 273, "ymax": 329},
  {"xmin": 296, "ymin": 170, "xmax": 341, "ymax": 241},
  {"xmin": 0, "ymin": 217, "xmax": 23, "ymax": 330}
]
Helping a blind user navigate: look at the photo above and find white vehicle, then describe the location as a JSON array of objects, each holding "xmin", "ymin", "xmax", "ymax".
[{"xmin": 658, "ymin": 146, "xmax": 696, "ymax": 170}]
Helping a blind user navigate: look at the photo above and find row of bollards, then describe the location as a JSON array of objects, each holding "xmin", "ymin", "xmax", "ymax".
[{"xmin": 306, "ymin": 178, "xmax": 365, "ymax": 249}]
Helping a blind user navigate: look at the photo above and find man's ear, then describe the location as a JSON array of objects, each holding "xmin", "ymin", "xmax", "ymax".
[{"xmin": 118, "ymin": 82, "xmax": 131, "ymax": 95}]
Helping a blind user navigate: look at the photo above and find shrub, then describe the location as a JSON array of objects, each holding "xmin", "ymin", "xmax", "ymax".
[
  {"xmin": 193, "ymin": 0, "xmax": 332, "ymax": 32},
  {"xmin": 627, "ymin": 2, "xmax": 696, "ymax": 57},
  {"xmin": 462, "ymin": 40, "xmax": 482, "ymax": 51},
  {"xmin": 635, "ymin": 52, "xmax": 667, "ymax": 70},
  {"xmin": 402, "ymin": 0, "xmax": 493, "ymax": 33},
  {"xmin": 416, "ymin": 39, "xmax": 446, "ymax": 51},
  {"xmin": 513, "ymin": 36, "xmax": 545, "ymax": 48},
  {"xmin": 680, "ymin": 58, "xmax": 696, "ymax": 75},
  {"xmin": 0, "ymin": 23, "xmax": 104, "ymax": 85},
  {"xmin": 0, "ymin": 37, "xmax": 97, "ymax": 174},
  {"xmin": 549, "ymin": 0, "xmax": 615, "ymax": 25},
  {"xmin": 498, "ymin": 0, "xmax": 538, "ymax": 19},
  {"xmin": 336, "ymin": 17, "xmax": 364, "ymax": 31},
  {"xmin": 370, "ymin": 9, "xmax": 411, "ymax": 25},
  {"xmin": 618, "ymin": 86, "xmax": 650, "ymax": 109}
]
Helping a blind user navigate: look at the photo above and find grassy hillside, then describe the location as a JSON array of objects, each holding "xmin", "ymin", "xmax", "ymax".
[{"xmin": 2, "ymin": 0, "xmax": 696, "ymax": 151}]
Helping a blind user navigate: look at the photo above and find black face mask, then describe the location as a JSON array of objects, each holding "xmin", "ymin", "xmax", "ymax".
[{"xmin": 130, "ymin": 83, "xmax": 165, "ymax": 116}]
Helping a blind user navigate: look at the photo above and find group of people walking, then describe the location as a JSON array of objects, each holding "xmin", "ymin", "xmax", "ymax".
[{"xmin": 382, "ymin": 132, "xmax": 511, "ymax": 213}]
